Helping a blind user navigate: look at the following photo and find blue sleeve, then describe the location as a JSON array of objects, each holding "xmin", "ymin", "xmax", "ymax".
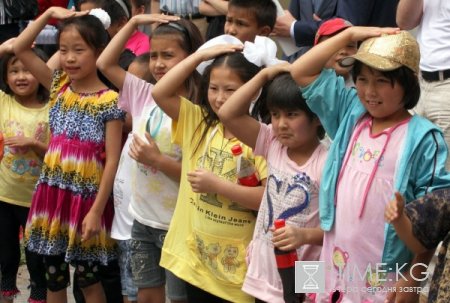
[
  {"xmin": 300, "ymin": 69, "xmax": 362, "ymax": 139},
  {"xmin": 411, "ymin": 130, "xmax": 450, "ymax": 198}
]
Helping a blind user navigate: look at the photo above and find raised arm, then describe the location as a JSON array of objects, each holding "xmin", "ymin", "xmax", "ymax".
[
  {"xmin": 396, "ymin": 0, "xmax": 423, "ymax": 30},
  {"xmin": 96, "ymin": 14, "xmax": 177, "ymax": 90},
  {"xmin": 14, "ymin": 7, "xmax": 87, "ymax": 90},
  {"xmin": 200, "ymin": 0, "xmax": 229, "ymax": 16},
  {"xmin": 290, "ymin": 26, "xmax": 399, "ymax": 87},
  {"xmin": 152, "ymin": 44, "xmax": 242, "ymax": 121},
  {"xmin": 0, "ymin": 38, "xmax": 15, "ymax": 58},
  {"xmin": 218, "ymin": 63, "xmax": 291, "ymax": 149}
]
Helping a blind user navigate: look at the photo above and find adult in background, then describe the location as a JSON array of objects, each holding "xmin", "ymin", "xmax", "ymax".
[
  {"xmin": 151, "ymin": 0, "xmax": 208, "ymax": 38},
  {"xmin": 397, "ymin": 0, "xmax": 450, "ymax": 170}
]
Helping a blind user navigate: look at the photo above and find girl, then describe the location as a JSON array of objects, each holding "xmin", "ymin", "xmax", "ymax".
[
  {"xmin": 291, "ymin": 28, "xmax": 450, "ymax": 303},
  {"xmin": 218, "ymin": 65, "xmax": 328, "ymax": 302},
  {"xmin": 151, "ymin": 42, "xmax": 270, "ymax": 302},
  {"xmin": 97, "ymin": 14, "xmax": 200, "ymax": 303},
  {"xmin": 0, "ymin": 40, "xmax": 49, "ymax": 303},
  {"xmin": 13, "ymin": 7, "xmax": 125, "ymax": 303}
]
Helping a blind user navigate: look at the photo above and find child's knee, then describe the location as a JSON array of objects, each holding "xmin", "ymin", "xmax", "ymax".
[
  {"xmin": 44, "ymin": 255, "xmax": 70, "ymax": 292},
  {"xmin": 74, "ymin": 262, "xmax": 101, "ymax": 289}
]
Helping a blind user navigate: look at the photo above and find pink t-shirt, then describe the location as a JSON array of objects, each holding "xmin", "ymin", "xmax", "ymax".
[
  {"xmin": 242, "ymin": 123, "xmax": 327, "ymax": 303},
  {"xmin": 317, "ymin": 116, "xmax": 408, "ymax": 303},
  {"xmin": 125, "ymin": 30, "xmax": 150, "ymax": 56}
]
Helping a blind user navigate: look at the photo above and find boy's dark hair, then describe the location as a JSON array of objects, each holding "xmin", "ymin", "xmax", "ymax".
[
  {"xmin": 1, "ymin": 47, "xmax": 49, "ymax": 103},
  {"xmin": 57, "ymin": 15, "xmax": 110, "ymax": 52},
  {"xmin": 103, "ymin": 0, "xmax": 131, "ymax": 25},
  {"xmin": 193, "ymin": 52, "xmax": 261, "ymax": 154},
  {"xmin": 75, "ymin": 0, "xmax": 105, "ymax": 10},
  {"xmin": 131, "ymin": 52, "xmax": 154, "ymax": 83},
  {"xmin": 229, "ymin": 0, "xmax": 277, "ymax": 30},
  {"xmin": 267, "ymin": 73, "xmax": 325, "ymax": 139},
  {"xmin": 352, "ymin": 61, "xmax": 420, "ymax": 110},
  {"xmin": 152, "ymin": 20, "xmax": 204, "ymax": 101},
  {"xmin": 131, "ymin": 0, "xmax": 150, "ymax": 9}
]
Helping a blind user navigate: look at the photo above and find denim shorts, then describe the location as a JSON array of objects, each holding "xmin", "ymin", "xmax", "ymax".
[
  {"xmin": 130, "ymin": 220, "xmax": 187, "ymax": 301},
  {"xmin": 117, "ymin": 239, "xmax": 138, "ymax": 301}
]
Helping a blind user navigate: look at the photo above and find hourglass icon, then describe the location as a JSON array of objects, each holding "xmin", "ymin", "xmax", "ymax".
[{"xmin": 302, "ymin": 264, "xmax": 319, "ymax": 290}]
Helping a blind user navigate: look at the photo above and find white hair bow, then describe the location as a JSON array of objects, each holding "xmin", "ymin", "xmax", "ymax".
[
  {"xmin": 89, "ymin": 8, "xmax": 111, "ymax": 30},
  {"xmin": 196, "ymin": 35, "xmax": 284, "ymax": 74}
]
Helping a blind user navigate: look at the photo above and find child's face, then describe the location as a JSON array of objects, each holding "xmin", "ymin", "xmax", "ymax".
[
  {"xmin": 79, "ymin": 2, "xmax": 98, "ymax": 11},
  {"xmin": 355, "ymin": 65, "xmax": 406, "ymax": 121},
  {"xmin": 131, "ymin": 0, "xmax": 145, "ymax": 16},
  {"xmin": 208, "ymin": 66, "xmax": 245, "ymax": 115},
  {"xmin": 224, "ymin": 6, "xmax": 269, "ymax": 43},
  {"xmin": 270, "ymin": 109, "xmax": 321, "ymax": 150},
  {"xmin": 6, "ymin": 58, "xmax": 39, "ymax": 99},
  {"xmin": 321, "ymin": 36, "xmax": 357, "ymax": 78},
  {"xmin": 128, "ymin": 61, "xmax": 149, "ymax": 80},
  {"xmin": 149, "ymin": 36, "xmax": 189, "ymax": 82},
  {"xmin": 59, "ymin": 27, "xmax": 98, "ymax": 82}
]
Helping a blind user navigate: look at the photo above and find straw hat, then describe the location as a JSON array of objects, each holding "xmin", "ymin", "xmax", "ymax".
[{"xmin": 339, "ymin": 31, "xmax": 420, "ymax": 74}]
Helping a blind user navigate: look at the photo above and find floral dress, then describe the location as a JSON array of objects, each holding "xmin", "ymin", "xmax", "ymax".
[{"xmin": 25, "ymin": 70, "xmax": 125, "ymax": 264}]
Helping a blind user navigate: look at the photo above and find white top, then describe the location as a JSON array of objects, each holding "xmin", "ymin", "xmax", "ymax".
[
  {"xmin": 416, "ymin": 0, "xmax": 450, "ymax": 71},
  {"xmin": 118, "ymin": 73, "xmax": 181, "ymax": 230}
]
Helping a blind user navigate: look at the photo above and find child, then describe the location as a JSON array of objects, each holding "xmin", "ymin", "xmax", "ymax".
[
  {"xmin": 225, "ymin": 0, "xmax": 276, "ymax": 43},
  {"xmin": 126, "ymin": 52, "xmax": 153, "ymax": 83},
  {"xmin": 151, "ymin": 41, "xmax": 271, "ymax": 302},
  {"xmin": 218, "ymin": 64, "xmax": 328, "ymax": 302},
  {"xmin": 13, "ymin": 7, "xmax": 126, "ymax": 303},
  {"xmin": 0, "ymin": 40, "xmax": 49, "ymax": 303},
  {"xmin": 314, "ymin": 18, "xmax": 356, "ymax": 87},
  {"xmin": 291, "ymin": 28, "xmax": 450, "ymax": 302},
  {"xmin": 385, "ymin": 190, "xmax": 450, "ymax": 303},
  {"xmin": 97, "ymin": 13, "xmax": 201, "ymax": 303},
  {"xmin": 126, "ymin": 0, "xmax": 151, "ymax": 55}
]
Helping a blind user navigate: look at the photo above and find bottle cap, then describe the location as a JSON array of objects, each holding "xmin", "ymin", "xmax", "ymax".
[
  {"xmin": 231, "ymin": 144, "xmax": 243, "ymax": 156},
  {"xmin": 274, "ymin": 219, "xmax": 286, "ymax": 229}
]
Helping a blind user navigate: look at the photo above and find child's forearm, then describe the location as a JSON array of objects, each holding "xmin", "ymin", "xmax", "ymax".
[
  {"xmin": 291, "ymin": 29, "xmax": 351, "ymax": 87},
  {"xmin": 213, "ymin": 178, "xmax": 265, "ymax": 210},
  {"xmin": 392, "ymin": 213, "xmax": 427, "ymax": 254},
  {"xmin": 397, "ymin": 0, "xmax": 423, "ymax": 30},
  {"xmin": 30, "ymin": 140, "xmax": 48, "ymax": 158},
  {"xmin": 302, "ymin": 227, "xmax": 324, "ymax": 246}
]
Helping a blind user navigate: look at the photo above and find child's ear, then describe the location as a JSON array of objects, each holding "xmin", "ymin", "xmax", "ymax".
[{"xmin": 258, "ymin": 26, "xmax": 273, "ymax": 37}]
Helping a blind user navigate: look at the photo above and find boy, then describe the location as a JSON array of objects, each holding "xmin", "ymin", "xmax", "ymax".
[
  {"xmin": 225, "ymin": 0, "xmax": 276, "ymax": 42},
  {"xmin": 314, "ymin": 17, "xmax": 356, "ymax": 86},
  {"xmin": 385, "ymin": 189, "xmax": 450, "ymax": 303}
]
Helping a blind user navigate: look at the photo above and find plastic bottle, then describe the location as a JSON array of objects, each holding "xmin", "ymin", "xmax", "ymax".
[
  {"xmin": 231, "ymin": 144, "xmax": 260, "ymax": 186},
  {"xmin": 274, "ymin": 219, "xmax": 304, "ymax": 303}
]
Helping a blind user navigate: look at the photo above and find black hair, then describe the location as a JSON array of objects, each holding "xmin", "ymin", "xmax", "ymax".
[
  {"xmin": 103, "ymin": 0, "xmax": 131, "ymax": 25},
  {"xmin": 130, "ymin": 0, "xmax": 150, "ymax": 10},
  {"xmin": 152, "ymin": 20, "xmax": 204, "ymax": 101},
  {"xmin": 266, "ymin": 73, "xmax": 325, "ymax": 139},
  {"xmin": 1, "ymin": 47, "xmax": 49, "ymax": 103},
  {"xmin": 57, "ymin": 14, "xmax": 110, "ymax": 53},
  {"xmin": 228, "ymin": 0, "xmax": 277, "ymax": 30},
  {"xmin": 193, "ymin": 52, "xmax": 261, "ymax": 154},
  {"xmin": 352, "ymin": 61, "xmax": 420, "ymax": 110},
  {"xmin": 75, "ymin": 0, "xmax": 105, "ymax": 11}
]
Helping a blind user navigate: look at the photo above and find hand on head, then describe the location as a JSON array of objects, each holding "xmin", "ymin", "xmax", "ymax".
[
  {"xmin": 347, "ymin": 26, "xmax": 401, "ymax": 43},
  {"xmin": 49, "ymin": 6, "xmax": 89, "ymax": 20},
  {"xmin": 131, "ymin": 13, "xmax": 180, "ymax": 26},
  {"xmin": 0, "ymin": 38, "xmax": 16, "ymax": 54},
  {"xmin": 384, "ymin": 192, "xmax": 405, "ymax": 224}
]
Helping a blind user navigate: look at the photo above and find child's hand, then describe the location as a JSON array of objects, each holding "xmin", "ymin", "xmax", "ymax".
[
  {"xmin": 131, "ymin": 13, "xmax": 180, "ymax": 26},
  {"xmin": 346, "ymin": 26, "xmax": 400, "ymax": 43},
  {"xmin": 81, "ymin": 210, "xmax": 101, "ymax": 242},
  {"xmin": 187, "ymin": 169, "xmax": 220, "ymax": 193},
  {"xmin": 197, "ymin": 44, "xmax": 244, "ymax": 62},
  {"xmin": 4, "ymin": 136, "xmax": 35, "ymax": 148},
  {"xmin": 271, "ymin": 224, "xmax": 303, "ymax": 251},
  {"xmin": 263, "ymin": 62, "xmax": 291, "ymax": 81},
  {"xmin": 128, "ymin": 132, "xmax": 162, "ymax": 168},
  {"xmin": 48, "ymin": 6, "xmax": 88, "ymax": 19},
  {"xmin": 384, "ymin": 192, "xmax": 405, "ymax": 224}
]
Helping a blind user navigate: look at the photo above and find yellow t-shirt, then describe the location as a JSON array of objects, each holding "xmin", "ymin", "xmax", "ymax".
[
  {"xmin": 160, "ymin": 98, "xmax": 267, "ymax": 303},
  {"xmin": 0, "ymin": 90, "xmax": 50, "ymax": 207}
]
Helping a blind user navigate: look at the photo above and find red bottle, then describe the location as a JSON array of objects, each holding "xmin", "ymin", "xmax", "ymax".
[
  {"xmin": 231, "ymin": 144, "xmax": 260, "ymax": 186},
  {"xmin": 274, "ymin": 219, "xmax": 304, "ymax": 303}
]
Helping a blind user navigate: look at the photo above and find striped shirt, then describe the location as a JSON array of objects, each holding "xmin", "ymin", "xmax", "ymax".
[{"xmin": 160, "ymin": 0, "xmax": 200, "ymax": 15}]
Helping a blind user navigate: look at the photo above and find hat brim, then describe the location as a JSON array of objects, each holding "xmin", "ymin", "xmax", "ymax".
[{"xmin": 339, "ymin": 53, "xmax": 402, "ymax": 71}]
